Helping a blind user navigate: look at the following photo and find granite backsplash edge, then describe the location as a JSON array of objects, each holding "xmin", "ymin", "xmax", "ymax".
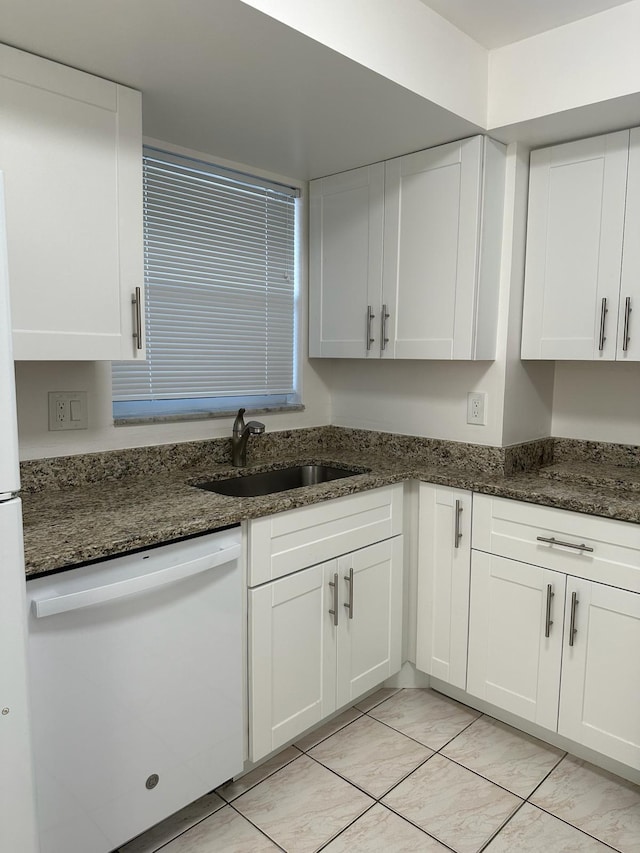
[{"xmin": 19, "ymin": 428, "xmax": 639, "ymax": 493}]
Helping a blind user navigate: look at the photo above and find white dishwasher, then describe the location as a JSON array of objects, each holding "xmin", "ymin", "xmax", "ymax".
[{"xmin": 26, "ymin": 527, "xmax": 244, "ymax": 853}]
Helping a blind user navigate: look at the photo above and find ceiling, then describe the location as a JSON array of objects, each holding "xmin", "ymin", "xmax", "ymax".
[
  {"xmin": 0, "ymin": 0, "xmax": 480, "ymax": 180},
  {"xmin": 420, "ymin": 0, "xmax": 633, "ymax": 48},
  {"xmin": 0, "ymin": 0, "xmax": 634, "ymax": 180}
]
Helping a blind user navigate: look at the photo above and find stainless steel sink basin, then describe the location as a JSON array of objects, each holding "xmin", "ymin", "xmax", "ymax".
[{"xmin": 196, "ymin": 464, "xmax": 367, "ymax": 497}]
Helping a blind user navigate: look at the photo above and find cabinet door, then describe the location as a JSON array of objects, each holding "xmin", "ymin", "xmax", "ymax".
[
  {"xmin": 558, "ymin": 578, "xmax": 640, "ymax": 768},
  {"xmin": 336, "ymin": 536, "xmax": 403, "ymax": 707},
  {"xmin": 382, "ymin": 137, "xmax": 483, "ymax": 359},
  {"xmin": 521, "ymin": 131, "xmax": 629, "ymax": 360},
  {"xmin": 467, "ymin": 552, "xmax": 564, "ymax": 730},
  {"xmin": 309, "ymin": 164, "xmax": 384, "ymax": 358},
  {"xmin": 618, "ymin": 127, "xmax": 640, "ymax": 361},
  {"xmin": 0, "ymin": 45, "xmax": 144, "ymax": 360},
  {"xmin": 415, "ymin": 485, "xmax": 471, "ymax": 689},
  {"xmin": 249, "ymin": 562, "xmax": 337, "ymax": 761}
]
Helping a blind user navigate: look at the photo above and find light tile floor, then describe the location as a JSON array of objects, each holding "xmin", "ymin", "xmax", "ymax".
[{"xmin": 119, "ymin": 688, "xmax": 640, "ymax": 853}]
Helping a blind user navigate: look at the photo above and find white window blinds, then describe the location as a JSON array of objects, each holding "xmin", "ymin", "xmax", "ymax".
[{"xmin": 112, "ymin": 147, "xmax": 298, "ymax": 417}]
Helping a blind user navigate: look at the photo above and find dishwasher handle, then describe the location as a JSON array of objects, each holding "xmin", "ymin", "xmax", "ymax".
[{"xmin": 32, "ymin": 543, "xmax": 241, "ymax": 618}]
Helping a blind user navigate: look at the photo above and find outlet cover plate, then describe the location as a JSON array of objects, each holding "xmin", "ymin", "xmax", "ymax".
[
  {"xmin": 467, "ymin": 391, "xmax": 487, "ymax": 426},
  {"xmin": 48, "ymin": 392, "xmax": 88, "ymax": 431}
]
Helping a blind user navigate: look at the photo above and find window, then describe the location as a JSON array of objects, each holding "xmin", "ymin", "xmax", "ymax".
[{"xmin": 112, "ymin": 147, "xmax": 300, "ymax": 421}]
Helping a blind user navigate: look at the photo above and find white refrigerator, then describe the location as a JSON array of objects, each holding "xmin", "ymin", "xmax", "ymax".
[{"xmin": 0, "ymin": 172, "xmax": 39, "ymax": 852}]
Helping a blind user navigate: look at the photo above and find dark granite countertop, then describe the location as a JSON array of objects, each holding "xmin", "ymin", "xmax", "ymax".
[{"xmin": 21, "ymin": 438, "xmax": 640, "ymax": 577}]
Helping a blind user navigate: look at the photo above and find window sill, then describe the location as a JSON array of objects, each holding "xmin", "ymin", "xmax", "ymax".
[{"xmin": 113, "ymin": 403, "xmax": 305, "ymax": 427}]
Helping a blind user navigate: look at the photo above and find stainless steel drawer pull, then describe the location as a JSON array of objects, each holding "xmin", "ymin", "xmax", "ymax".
[
  {"xmin": 329, "ymin": 573, "xmax": 339, "ymax": 627},
  {"xmin": 568, "ymin": 591, "xmax": 578, "ymax": 647},
  {"xmin": 344, "ymin": 567, "xmax": 354, "ymax": 619},
  {"xmin": 132, "ymin": 286, "xmax": 143, "ymax": 350},
  {"xmin": 623, "ymin": 296, "xmax": 632, "ymax": 352},
  {"xmin": 536, "ymin": 536, "xmax": 594, "ymax": 553},
  {"xmin": 544, "ymin": 583, "xmax": 554, "ymax": 638},
  {"xmin": 454, "ymin": 499, "xmax": 463, "ymax": 549},
  {"xmin": 598, "ymin": 297, "xmax": 608, "ymax": 351},
  {"xmin": 366, "ymin": 305, "xmax": 375, "ymax": 351},
  {"xmin": 381, "ymin": 304, "xmax": 390, "ymax": 351}
]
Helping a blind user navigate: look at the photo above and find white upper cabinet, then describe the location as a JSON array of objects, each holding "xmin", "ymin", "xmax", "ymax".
[
  {"xmin": 382, "ymin": 137, "xmax": 505, "ymax": 360},
  {"xmin": 619, "ymin": 128, "xmax": 640, "ymax": 361},
  {"xmin": 309, "ymin": 135, "xmax": 506, "ymax": 360},
  {"xmin": 0, "ymin": 45, "xmax": 144, "ymax": 360},
  {"xmin": 521, "ymin": 129, "xmax": 639, "ymax": 361},
  {"xmin": 309, "ymin": 164, "xmax": 384, "ymax": 358}
]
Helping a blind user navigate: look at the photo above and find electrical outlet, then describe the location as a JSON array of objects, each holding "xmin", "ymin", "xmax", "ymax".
[
  {"xmin": 48, "ymin": 392, "xmax": 88, "ymax": 431},
  {"xmin": 467, "ymin": 391, "xmax": 487, "ymax": 425}
]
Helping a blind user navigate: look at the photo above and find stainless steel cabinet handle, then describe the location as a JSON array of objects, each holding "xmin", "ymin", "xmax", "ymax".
[
  {"xmin": 344, "ymin": 567, "xmax": 354, "ymax": 619},
  {"xmin": 568, "ymin": 591, "xmax": 578, "ymax": 646},
  {"xmin": 329, "ymin": 572, "xmax": 339, "ymax": 627},
  {"xmin": 454, "ymin": 499, "xmax": 463, "ymax": 549},
  {"xmin": 536, "ymin": 535, "xmax": 594, "ymax": 553},
  {"xmin": 132, "ymin": 286, "xmax": 143, "ymax": 350},
  {"xmin": 622, "ymin": 296, "xmax": 632, "ymax": 352},
  {"xmin": 381, "ymin": 304, "xmax": 390, "ymax": 351},
  {"xmin": 598, "ymin": 297, "xmax": 608, "ymax": 351},
  {"xmin": 544, "ymin": 583, "xmax": 554, "ymax": 638},
  {"xmin": 366, "ymin": 305, "xmax": 375, "ymax": 351}
]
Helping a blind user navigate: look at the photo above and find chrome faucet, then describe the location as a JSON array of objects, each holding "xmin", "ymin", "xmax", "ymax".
[{"xmin": 231, "ymin": 408, "xmax": 265, "ymax": 467}]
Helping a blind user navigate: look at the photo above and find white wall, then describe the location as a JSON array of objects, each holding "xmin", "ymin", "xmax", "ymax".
[
  {"xmin": 499, "ymin": 145, "xmax": 554, "ymax": 445},
  {"xmin": 551, "ymin": 362, "xmax": 640, "ymax": 445},
  {"xmin": 15, "ymin": 142, "xmax": 333, "ymax": 461},
  {"xmin": 324, "ymin": 358, "xmax": 503, "ymax": 446},
  {"xmin": 489, "ymin": 1, "xmax": 640, "ymax": 129},
  {"xmin": 241, "ymin": 0, "xmax": 488, "ymax": 128}
]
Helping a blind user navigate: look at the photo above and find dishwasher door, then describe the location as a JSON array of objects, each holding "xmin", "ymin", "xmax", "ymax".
[{"xmin": 26, "ymin": 528, "xmax": 243, "ymax": 853}]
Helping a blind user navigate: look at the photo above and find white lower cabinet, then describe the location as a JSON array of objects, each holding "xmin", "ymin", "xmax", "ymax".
[
  {"xmin": 249, "ymin": 537, "xmax": 403, "ymax": 762},
  {"xmin": 247, "ymin": 487, "xmax": 404, "ymax": 763},
  {"xmin": 468, "ymin": 494, "xmax": 640, "ymax": 772},
  {"xmin": 466, "ymin": 552, "xmax": 564, "ymax": 731},
  {"xmin": 415, "ymin": 484, "xmax": 471, "ymax": 689},
  {"xmin": 249, "ymin": 562, "xmax": 337, "ymax": 761},
  {"xmin": 558, "ymin": 577, "xmax": 640, "ymax": 768},
  {"xmin": 335, "ymin": 538, "xmax": 403, "ymax": 707}
]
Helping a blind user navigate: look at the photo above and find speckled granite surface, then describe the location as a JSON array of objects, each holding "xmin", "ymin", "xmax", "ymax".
[{"xmin": 20, "ymin": 430, "xmax": 640, "ymax": 577}]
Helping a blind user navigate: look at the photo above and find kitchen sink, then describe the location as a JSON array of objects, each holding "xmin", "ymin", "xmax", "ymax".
[{"xmin": 195, "ymin": 464, "xmax": 368, "ymax": 497}]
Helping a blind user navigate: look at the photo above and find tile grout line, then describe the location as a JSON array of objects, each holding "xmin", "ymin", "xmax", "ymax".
[
  {"xmin": 375, "ymin": 800, "xmax": 460, "ymax": 853},
  {"xmin": 301, "ymin": 712, "xmax": 525, "ymax": 852},
  {"xmin": 229, "ymin": 750, "xmax": 377, "ymax": 852},
  {"xmin": 430, "ymin": 751, "xmax": 528, "ymax": 801},
  {"xmin": 358, "ymin": 708, "xmax": 537, "ymax": 803},
  {"xmin": 217, "ymin": 746, "xmax": 304, "ymax": 803},
  {"xmin": 116, "ymin": 794, "xmax": 229, "ymax": 853},
  {"xmin": 314, "ymin": 801, "xmax": 379, "ymax": 852},
  {"xmin": 227, "ymin": 799, "xmax": 288, "ymax": 852},
  {"xmin": 302, "ymin": 746, "xmax": 419, "ymax": 802},
  {"xmin": 517, "ymin": 802, "xmax": 624, "ymax": 853},
  {"xmin": 295, "ymin": 712, "xmax": 364, "ymax": 754},
  {"xmin": 132, "ymin": 689, "xmax": 633, "ymax": 853},
  {"xmin": 525, "ymin": 751, "xmax": 568, "ymax": 802},
  {"xmin": 521, "ymin": 752, "xmax": 624, "ymax": 850},
  {"xmin": 476, "ymin": 798, "xmax": 529, "ymax": 853},
  {"xmin": 363, "ymin": 703, "xmax": 482, "ymax": 752}
]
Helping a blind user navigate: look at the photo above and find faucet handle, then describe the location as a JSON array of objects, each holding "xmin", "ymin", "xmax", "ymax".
[{"xmin": 232, "ymin": 408, "xmax": 246, "ymax": 434}]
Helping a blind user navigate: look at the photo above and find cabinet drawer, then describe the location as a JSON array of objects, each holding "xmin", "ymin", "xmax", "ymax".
[
  {"xmin": 472, "ymin": 495, "xmax": 640, "ymax": 592},
  {"xmin": 247, "ymin": 484, "xmax": 403, "ymax": 586}
]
